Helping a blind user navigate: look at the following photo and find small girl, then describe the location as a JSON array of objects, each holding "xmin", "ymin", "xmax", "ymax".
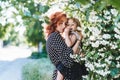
[
  {"xmin": 66, "ymin": 18, "xmax": 85, "ymax": 61},
  {"xmin": 56, "ymin": 17, "xmax": 86, "ymax": 80}
]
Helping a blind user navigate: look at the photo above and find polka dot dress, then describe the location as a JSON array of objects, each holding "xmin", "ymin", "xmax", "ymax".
[{"xmin": 46, "ymin": 32, "xmax": 83, "ymax": 80}]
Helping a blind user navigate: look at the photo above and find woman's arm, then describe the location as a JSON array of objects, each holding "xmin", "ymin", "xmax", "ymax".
[
  {"xmin": 72, "ymin": 40, "xmax": 81, "ymax": 54},
  {"xmin": 63, "ymin": 28, "xmax": 72, "ymax": 47},
  {"xmin": 50, "ymin": 32, "xmax": 74, "ymax": 68},
  {"xmin": 56, "ymin": 71, "xmax": 64, "ymax": 80}
]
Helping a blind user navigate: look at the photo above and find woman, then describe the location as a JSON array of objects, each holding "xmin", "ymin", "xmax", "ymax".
[{"xmin": 44, "ymin": 12, "xmax": 83, "ymax": 80}]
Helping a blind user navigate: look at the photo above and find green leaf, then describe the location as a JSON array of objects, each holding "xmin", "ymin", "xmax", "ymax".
[
  {"xmin": 110, "ymin": 68, "xmax": 119, "ymax": 77},
  {"xmin": 39, "ymin": 5, "xmax": 49, "ymax": 13},
  {"xmin": 109, "ymin": 0, "xmax": 120, "ymax": 13},
  {"xmin": 94, "ymin": 0, "xmax": 107, "ymax": 12},
  {"xmin": 0, "ymin": 7, "xmax": 2, "ymax": 11},
  {"xmin": 75, "ymin": 0, "xmax": 90, "ymax": 5}
]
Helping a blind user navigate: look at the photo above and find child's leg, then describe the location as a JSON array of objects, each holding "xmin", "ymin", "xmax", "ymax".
[{"xmin": 56, "ymin": 70, "xmax": 64, "ymax": 80}]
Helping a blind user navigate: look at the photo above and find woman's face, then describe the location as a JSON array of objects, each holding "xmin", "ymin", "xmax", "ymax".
[
  {"xmin": 56, "ymin": 16, "xmax": 67, "ymax": 33},
  {"xmin": 67, "ymin": 19, "xmax": 77, "ymax": 31}
]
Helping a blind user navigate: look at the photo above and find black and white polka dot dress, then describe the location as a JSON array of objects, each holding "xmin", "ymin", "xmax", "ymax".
[{"xmin": 46, "ymin": 31, "xmax": 84, "ymax": 80}]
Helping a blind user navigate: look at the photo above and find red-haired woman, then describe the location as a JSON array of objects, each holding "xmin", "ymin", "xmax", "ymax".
[{"xmin": 44, "ymin": 12, "xmax": 83, "ymax": 80}]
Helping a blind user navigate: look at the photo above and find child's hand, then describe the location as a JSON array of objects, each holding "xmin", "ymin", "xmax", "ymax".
[
  {"xmin": 80, "ymin": 53, "xmax": 85, "ymax": 58},
  {"xmin": 64, "ymin": 28, "xmax": 71, "ymax": 35}
]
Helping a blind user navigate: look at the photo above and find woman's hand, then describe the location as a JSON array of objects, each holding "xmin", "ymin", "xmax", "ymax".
[{"xmin": 76, "ymin": 31, "xmax": 83, "ymax": 41}]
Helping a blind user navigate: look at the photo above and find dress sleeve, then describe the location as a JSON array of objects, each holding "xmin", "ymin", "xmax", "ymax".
[{"xmin": 51, "ymin": 33, "xmax": 74, "ymax": 68}]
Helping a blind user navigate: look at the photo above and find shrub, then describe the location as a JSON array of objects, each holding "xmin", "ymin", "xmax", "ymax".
[
  {"xmin": 30, "ymin": 52, "xmax": 48, "ymax": 59},
  {"xmin": 62, "ymin": 1, "xmax": 120, "ymax": 79},
  {"xmin": 22, "ymin": 58, "xmax": 55, "ymax": 80}
]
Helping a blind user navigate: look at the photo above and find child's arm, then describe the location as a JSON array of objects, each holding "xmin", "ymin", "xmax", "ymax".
[{"xmin": 64, "ymin": 28, "xmax": 76, "ymax": 47}]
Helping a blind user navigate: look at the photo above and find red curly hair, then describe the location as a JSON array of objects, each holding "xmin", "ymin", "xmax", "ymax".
[{"xmin": 44, "ymin": 12, "xmax": 66, "ymax": 40}]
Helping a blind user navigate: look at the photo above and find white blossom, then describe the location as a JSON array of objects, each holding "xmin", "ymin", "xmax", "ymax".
[
  {"xmin": 98, "ymin": 48, "xmax": 103, "ymax": 52},
  {"xmin": 91, "ymin": 41, "xmax": 100, "ymax": 48},
  {"xmin": 90, "ymin": 0, "xmax": 95, "ymax": 4},
  {"xmin": 70, "ymin": 54, "xmax": 77, "ymax": 58},
  {"xmin": 86, "ymin": 62, "xmax": 94, "ymax": 71},
  {"xmin": 94, "ymin": 62, "xmax": 106, "ymax": 67},
  {"xmin": 116, "ymin": 56, "xmax": 120, "ymax": 60},
  {"xmin": 115, "ymin": 22, "xmax": 120, "ymax": 29},
  {"xmin": 105, "ymin": 58, "xmax": 111, "ymax": 65},
  {"xmin": 88, "ymin": 11, "xmax": 99, "ymax": 22},
  {"xmin": 80, "ymin": 4, "xmax": 92, "ymax": 12},
  {"xmin": 103, "ymin": 10, "xmax": 110, "ymax": 16},
  {"xmin": 89, "ymin": 16, "xmax": 99, "ymax": 22},
  {"xmin": 117, "ymin": 23, "xmax": 120, "ymax": 29},
  {"xmin": 114, "ymin": 34, "xmax": 120, "ymax": 39},
  {"xmin": 114, "ymin": 27, "xmax": 120, "ymax": 35},
  {"xmin": 104, "ymin": 15, "xmax": 111, "ymax": 20},
  {"xmin": 116, "ymin": 62, "xmax": 120, "ymax": 68},
  {"xmin": 102, "ymin": 34, "xmax": 111, "ymax": 39},
  {"xmin": 95, "ymin": 70, "xmax": 110, "ymax": 76},
  {"xmin": 89, "ymin": 35, "xmax": 96, "ymax": 41},
  {"xmin": 111, "ymin": 44, "xmax": 118, "ymax": 49},
  {"xmin": 84, "ymin": 41, "xmax": 89, "ymax": 46},
  {"xmin": 110, "ymin": 9, "xmax": 118, "ymax": 16},
  {"xmin": 100, "ymin": 40, "xmax": 109, "ymax": 45},
  {"xmin": 98, "ymin": 52, "xmax": 104, "ymax": 57},
  {"xmin": 108, "ymin": 56, "xmax": 113, "ymax": 60},
  {"xmin": 88, "ymin": 27, "xmax": 101, "ymax": 36}
]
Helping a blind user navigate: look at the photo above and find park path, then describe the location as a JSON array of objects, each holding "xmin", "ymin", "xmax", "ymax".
[
  {"xmin": 0, "ymin": 46, "xmax": 33, "ymax": 80},
  {"xmin": 0, "ymin": 58, "xmax": 33, "ymax": 80}
]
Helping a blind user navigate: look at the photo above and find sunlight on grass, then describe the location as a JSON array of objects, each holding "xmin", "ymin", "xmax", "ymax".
[{"xmin": 22, "ymin": 58, "xmax": 55, "ymax": 80}]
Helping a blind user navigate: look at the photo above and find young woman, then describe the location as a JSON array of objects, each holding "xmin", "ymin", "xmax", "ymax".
[{"xmin": 44, "ymin": 12, "xmax": 83, "ymax": 80}]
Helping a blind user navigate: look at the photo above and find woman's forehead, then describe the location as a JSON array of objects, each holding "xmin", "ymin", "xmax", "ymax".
[{"xmin": 59, "ymin": 16, "xmax": 67, "ymax": 22}]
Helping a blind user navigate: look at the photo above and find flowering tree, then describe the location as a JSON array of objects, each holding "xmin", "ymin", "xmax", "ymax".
[
  {"xmin": 82, "ymin": 7, "xmax": 120, "ymax": 80},
  {"xmin": 42, "ymin": 0, "xmax": 120, "ymax": 79},
  {"xmin": 61, "ymin": 0, "xmax": 120, "ymax": 79},
  {"xmin": 0, "ymin": 0, "xmax": 49, "ymax": 50}
]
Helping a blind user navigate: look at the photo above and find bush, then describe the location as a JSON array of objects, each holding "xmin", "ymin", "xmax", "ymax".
[
  {"xmin": 22, "ymin": 58, "xmax": 55, "ymax": 80},
  {"xmin": 62, "ymin": 1, "xmax": 120, "ymax": 79},
  {"xmin": 30, "ymin": 52, "xmax": 48, "ymax": 59}
]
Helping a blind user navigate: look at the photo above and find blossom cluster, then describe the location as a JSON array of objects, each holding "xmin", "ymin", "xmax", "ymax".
[{"xmin": 82, "ymin": 8, "xmax": 120, "ymax": 78}]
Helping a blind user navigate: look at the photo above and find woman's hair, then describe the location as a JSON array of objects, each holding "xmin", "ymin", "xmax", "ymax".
[
  {"xmin": 68, "ymin": 17, "xmax": 81, "ymax": 27},
  {"xmin": 44, "ymin": 12, "xmax": 66, "ymax": 39}
]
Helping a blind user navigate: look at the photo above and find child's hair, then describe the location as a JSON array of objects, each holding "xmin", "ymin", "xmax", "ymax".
[{"xmin": 68, "ymin": 17, "xmax": 83, "ymax": 40}]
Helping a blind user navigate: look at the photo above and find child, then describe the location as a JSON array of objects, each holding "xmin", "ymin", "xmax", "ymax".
[
  {"xmin": 56, "ymin": 17, "xmax": 85, "ymax": 80},
  {"xmin": 66, "ymin": 18, "xmax": 85, "ymax": 61}
]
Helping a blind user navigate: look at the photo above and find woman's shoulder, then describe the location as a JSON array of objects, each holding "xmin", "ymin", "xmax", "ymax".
[
  {"xmin": 49, "ymin": 32, "xmax": 60, "ymax": 37},
  {"xmin": 47, "ymin": 32, "xmax": 61, "ymax": 40}
]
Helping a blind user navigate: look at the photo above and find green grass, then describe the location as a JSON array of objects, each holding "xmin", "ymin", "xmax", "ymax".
[
  {"xmin": 22, "ymin": 58, "xmax": 55, "ymax": 80},
  {"xmin": 29, "ymin": 52, "xmax": 48, "ymax": 59}
]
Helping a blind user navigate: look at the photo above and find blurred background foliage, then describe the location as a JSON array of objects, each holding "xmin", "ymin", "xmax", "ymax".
[
  {"xmin": 0, "ymin": 0, "xmax": 120, "ymax": 80},
  {"xmin": 0, "ymin": 0, "xmax": 49, "ymax": 52}
]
